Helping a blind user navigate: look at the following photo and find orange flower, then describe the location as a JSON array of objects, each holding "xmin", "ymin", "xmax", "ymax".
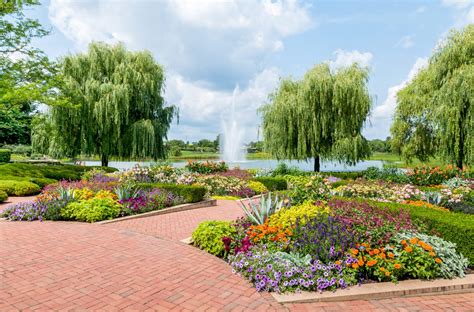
[
  {"xmin": 367, "ymin": 260, "xmax": 377, "ymax": 267},
  {"xmin": 404, "ymin": 246, "xmax": 413, "ymax": 253},
  {"xmin": 380, "ymin": 267, "xmax": 386, "ymax": 271},
  {"xmin": 423, "ymin": 244, "xmax": 433, "ymax": 252},
  {"xmin": 351, "ymin": 248, "xmax": 359, "ymax": 255},
  {"xmin": 388, "ymin": 252, "xmax": 395, "ymax": 259},
  {"xmin": 401, "ymin": 240, "xmax": 407, "ymax": 245},
  {"xmin": 394, "ymin": 263, "xmax": 401, "ymax": 269},
  {"xmin": 352, "ymin": 263, "xmax": 359, "ymax": 269},
  {"xmin": 358, "ymin": 258, "xmax": 365, "ymax": 266},
  {"xmin": 335, "ymin": 260, "xmax": 341, "ymax": 265},
  {"xmin": 373, "ymin": 249, "xmax": 380, "ymax": 255},
  {"xmin": 385, "ymin": 271, "xmax": 391, "ymax": 277},
  {"xmin": 410, "ymin": 237, "xmax": 419, "ymax": 245},
  {"xmin": 429, "ymin": 251, "xmax": 436, "ymax": 257},
  {"xmin": 369, "ymin": 250, "xmax": 374, "ymax": 256},
  {"xmin": 435, "ymin": 258, "xmax": 442, "ymax": 264},
  {"xmin": 380, "ymin": 253, "xmax": 386, "ymax": 259}
]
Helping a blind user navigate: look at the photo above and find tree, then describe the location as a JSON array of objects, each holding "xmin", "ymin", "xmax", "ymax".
[
  {"xmin": 45, "ymin": 42, "xmax": 177, "ymax": 166},
  {"xmin": 261, "ymin": 63, "xmax": 371, "ymax": 171},
  {"xmin": 0, "ymin": 0, "xmax": 60, "ymax": 145},
  {"xmin": 391, "ymin": 25, "xmax": 473, "ymax": 169}
]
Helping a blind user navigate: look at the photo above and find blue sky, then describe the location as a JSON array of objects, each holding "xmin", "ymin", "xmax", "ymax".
[{"xmin": 27, "ymin": 0, "xmax": 474, "ymax": 143}]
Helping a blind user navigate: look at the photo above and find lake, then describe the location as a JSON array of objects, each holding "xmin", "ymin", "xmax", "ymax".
[{"xmin": 82, "ymin": 159, "xmax": 385, "ymax": 171}]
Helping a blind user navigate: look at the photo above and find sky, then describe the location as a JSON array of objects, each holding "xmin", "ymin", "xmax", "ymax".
[{"xmin": 26, "ymin": 0, "xmax": 474, "ymax": 143}]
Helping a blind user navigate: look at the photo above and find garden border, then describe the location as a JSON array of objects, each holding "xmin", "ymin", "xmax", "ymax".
[
  {"xmin": 97, "ymin": 199, "xmax": 217, "ymax": 225},
  {"xmin": 272, "ymin": 274, "xmax": 474, "ymax": 303}
]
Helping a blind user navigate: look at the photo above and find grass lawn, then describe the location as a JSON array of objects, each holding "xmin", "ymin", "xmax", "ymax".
[{"xmin": 368, "ymin": 152, "xmax": 446, "ymax": 168}]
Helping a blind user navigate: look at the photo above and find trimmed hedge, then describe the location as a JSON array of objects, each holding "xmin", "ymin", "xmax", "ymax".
[
  {"xmin": 138, "ymin": 183, "xmax": 206, "ymax": 203},
  {"xmin": 337, "ymin": 197, "xmax": 474, "ymax": 267},
  {"xmin": 0, "ymin": 180, "xmax": 41, "ymax": 196},
  {"xmin": 252, "ymin": 177, "xmax": 287, "ymax": 191},
  {"xmin": 0, "ymin": 149, "xmax": 11, "ymax": 163},
  {"xmin": 0, "ymin": 190, "xmax": 8, "ymax": 202}
]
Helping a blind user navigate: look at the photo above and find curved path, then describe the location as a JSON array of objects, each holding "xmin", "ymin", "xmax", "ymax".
[{"xmin": 1, "ymin": 200, "xmax": 473, "ymax": 311}]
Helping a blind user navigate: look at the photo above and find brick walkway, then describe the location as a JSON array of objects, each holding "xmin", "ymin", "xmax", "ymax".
[{"xmin": 1, "ymin": 199, "xmax": 473, "ymax": 311}]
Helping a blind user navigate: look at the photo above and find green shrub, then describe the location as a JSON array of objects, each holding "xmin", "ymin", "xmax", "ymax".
[
  {"xmin": 138, "ymin": 183, "xmax": 206, "ymax": 203},
  {"xmin": 252, "ymin": 177, "xmax": 287, "ymax": 191},
  {"xmin": 350, "ymin": 198, "xmax": 474, "ymax": 267},
  {"xmin": 192, "ymin": 221, "xmax": 236, "ymax": 257},
  {"xmin": 0, "ymin": 180, "xmax": 41, "ymax": 196},
  {"xmin": 329, "ymin": 180, "xmax": 349, "ymax": 188},
  {"xmin": 322, "ymin": 171, "xmax": 364, "ymax": 180},
  {"xmin": 61, "ymin": 198, "xmax": 121, "ymax": 222},
  {"xmin": 0, "ymin": 149, "xmax": 11, "ymax": 163},
  {"xmin": 0, "ymin": 190, "xmax": 8, "ymax": 202}
]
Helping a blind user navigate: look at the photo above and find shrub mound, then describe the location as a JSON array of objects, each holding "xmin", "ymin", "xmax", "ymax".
[
  {"xmin": 0, "ymin": 149, "xmax": 11, "ymax": 163},
  {"xmin": 0, "ymin": 180, "xmax": 41, "ymax": 196},
  {"xmin": 0, "ymin": 190, "xmax": 8, "ymax": 202},
  {"xmin": 138, "ymin": 183, "xmax": 206, "ymax": 203},
  {"xmin": 252, "ymin": 177, "xmax": 287, "ymax": 191},
  {"xmin": 192, "ymin": 221, "xmax": 236, "ymax": 256}
]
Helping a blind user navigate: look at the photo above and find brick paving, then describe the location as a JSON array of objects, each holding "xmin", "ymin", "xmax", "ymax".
[{"xmin": 1, "ymin": 199, "xmax": 473, "ymax": 311}]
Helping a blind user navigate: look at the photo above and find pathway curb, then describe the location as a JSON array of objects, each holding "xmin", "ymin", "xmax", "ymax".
[
  {"xmin": 97, "ymin": 199, "xmax": 217, "ymax": 225},
  {"xmin": 272, "ymin": 274, "xmax": 474, "ymax": 303}
]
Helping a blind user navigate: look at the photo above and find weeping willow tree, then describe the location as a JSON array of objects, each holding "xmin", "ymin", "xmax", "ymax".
[
  {"xmin": 44, "ymin": 42, "xmax": 176, "ymax": 166},
  {"xmin": 391, "ymin": 25, "xmax": 473, "ymax": 169},
  {"xmin": 261, "ymin": 63, "xmax": 372, "ymax": 172}
]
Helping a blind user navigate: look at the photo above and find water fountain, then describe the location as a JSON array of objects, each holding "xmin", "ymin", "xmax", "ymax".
[{"xmin": 220, "ymin": 85, "xmax": 246, "ymax": 162}]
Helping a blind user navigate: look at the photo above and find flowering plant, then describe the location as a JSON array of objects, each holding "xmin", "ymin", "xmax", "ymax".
[
  {"xmin": 185, "ymin": 160, "xmax": 228, "ymax": 174},
  {"xmin": 286, "ymin": 174, "xmax": 331, "ymax": 204},
  {"xmin": 407, "ymin": 165, "xmax": 468, "ymax": 186}
]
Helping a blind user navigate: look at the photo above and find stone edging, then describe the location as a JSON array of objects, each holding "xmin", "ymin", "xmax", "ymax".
[
  {"xmin": 97, "ymin": 199, "xmax": 217, "ymax": 225},
  {"xmin": 272, "ymin": 274, "xmax": 474, "ymax": 303}
]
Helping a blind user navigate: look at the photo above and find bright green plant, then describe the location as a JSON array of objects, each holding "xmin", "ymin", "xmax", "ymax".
[
  {"xmin": 396, "ymin": 232, "xmax": 468, "ymax": 278},
  {"xmin": 252, "ymin": 177, "xmax": 287, "ymax": 191},
  {"xmin": 239, "ymin": 192, "xmax": 284, "ymax": 225},
  {"xmin": 0, "ymin": 190, "xmax": 8, "ymax": 202},
  {"xmin": 0, "ymin": 149, "xmax": 11, "ymax": 162},
  {"xmin": 192, "ymin": 221, "xmax": 236, "ymax": 257},
  {"xmin": 0, "ymin": 180, "xmax": 41, "ymax": 196},
  {"xmin": 247, "ymin": 181, "xmax": 268, "ymax": 194},
  {"xmin": 60, "ymin": 197, "xmax": 121, "ymax": 222},
  {"xmin": 286, "ymin": 174, "xmax": 331, "ymax": 204},
  {"xmin": 268, "ymin": 201, "xmax": 329, "ymax": 228}
]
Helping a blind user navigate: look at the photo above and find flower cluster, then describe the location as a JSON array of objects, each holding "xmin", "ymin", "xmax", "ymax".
[
  {"xmin": 185, "ymin": 160, "xmax": 228, "ymax": 174},
  {"xmin": 247, "ymin": 221, "xmax": 293, "ymax": 246}
]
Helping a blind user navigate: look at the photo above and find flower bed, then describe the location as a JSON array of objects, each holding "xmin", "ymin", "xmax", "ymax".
[{"xmin": 192, "ymin": 192, "xmax": 471, "ymax": 294}]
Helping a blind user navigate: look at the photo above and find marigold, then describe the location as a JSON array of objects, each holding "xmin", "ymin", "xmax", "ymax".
[
  {"xmin": 380, "ymin": 253, "xmax": 386, "ymax": 259},
  {"xmin": 380, "ymin": 267, "xmax": 385, "ymax": 271},
  {"xmin": 410, "ymin": 237, "xmax": 418, "ymax": 245},
  {"xmin": 385, "ymin": 271, "xmax": 391, "ymax": 277},
  {"xmin": 352, "ymin": 263, "xmax": 359, "ymax": 269},
  {"xmin": 335, "ymin": 260, "xmax": 341, "ymax": 265},
  {"xmin": 394, "ymin": 263, "xmax": 401, "ymax": 269},
  {"xmin": 401, "ymin": 240, "xmax": 407, "ymax": 245},
  {"xmin": 358, "ymin": 258, "xmax": 364, "ymax": 266},
  {"xmin": 351, "ymin": 248, "xmax": 359, "ymax": 255},
  {"xmin": 404, "ymin": 246, "xmax": 413, "ymax": 253},
  {"xmin": 367, "ymin": 260, "xmax": 377, "ymax": 267},
  {"xmin": 388, "ymin": 252, "xmax": 395, "ymax": 259},
  {"xmin": 435, "ymin": 258, "xmax": 442, "ymax": 264},
  {"xmin": 429, "ymin": 251, "xmax": 436, "ymax": 257},
  {"xmin": 373, "ymin": 249, "xmax": 380, "ymax": 255}
]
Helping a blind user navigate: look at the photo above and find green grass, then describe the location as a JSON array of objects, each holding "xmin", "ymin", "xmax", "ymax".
[{"xmin": 368, "ymin": 152, "xmax": 446, "ymax": 168}]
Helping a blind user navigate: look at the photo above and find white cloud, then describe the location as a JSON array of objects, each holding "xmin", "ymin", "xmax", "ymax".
[
  {"xmin": 48, "ymin": 0, "xmax": 311, "ymax": 141},
  {"xmin": 329, "ymin": 49, "xmax": 373, "ymax": 70},
  {"xmin": 442, "ymin": 0, "xmax": 473, "ymax": 9},
  {"xmin": 396, "ymin": 35, "xmax": 415, "ymax": 49}
]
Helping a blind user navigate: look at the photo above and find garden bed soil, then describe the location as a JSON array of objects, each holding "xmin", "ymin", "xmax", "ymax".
[{"xmin": 97, "ymin": 199, "xmax": 217, "ymax": 224}]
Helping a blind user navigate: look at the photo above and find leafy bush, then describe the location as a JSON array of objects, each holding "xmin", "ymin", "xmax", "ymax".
[
  {"xmin": 247, "ymin": 181, "xmax": 268, "ymax": 194},
  {"xmin": 360, "ymin": 199, "xmax": 474, "ymax": 267},
  {"xmin": 396, "ymin": 232, "xmax": 468, "ymax": 278},
  {"xmin": 119, "ymin": 188, "xmax": 184, "ymax": 215},
  {"xmin": 286, "ymin": 175, "xmax": 331, "ymax": 205},
  {"xmin": 185, "ymin": 160, "xmax": 228, "ymax": 174},
  {"xmin": 138, "ymin": 183, "xmax": 206, "ymax": 203},
  {"xmin": 252, "ymin": 177, "xmax": 287, "ymax": 191},
  {"xmin": 1, "ymin": 144, "xmax": 31, "ymax": 155},
  {"xmin": 238, "ymin": 193, "xmax": 285, "ymax": 225},
  {"xmin": 192, "ymin": 221, "xmax": 236, "ymax": 257},
  {"xmin": 229, "ymin": 246, "xmax": 358, "ymax": 292},
  {"xmin": 322, "ymin": 171, "xmax": 364, "ymax": 180},
  {"xmin": 61, "ymin": 197, "xmax": 121, "ymax": 222},
  {"xmin": 363, "ymin": 167, "xmax": 410, "ymax": 184},
  {"xmin": 291, "ymin": 214, "xmax": 357, "ymax": 263},
  {"xmin": 0, "ymin": 149, "xmax": 11, "ymax": 162},
  {"xmin": 28, "ymin": 177, "xmax": 58, "ymax": 188},
  {"xmin": 0, "ymin": 180, "xmax": 41, "ymax": 196},
  {"xmin": 407, "ymin": 165, "xmax": 468, "ymax": 186},
  {"xmin": 0, "ymin": 190, "xmax": 8, "ymax": 202},
  {"xmin": 268, "ymin": 201, "xmax": 329, "ymax": 228},
  {"xmin": 272, "ymin": 163, "xmax": 308, "ymax": 176}
]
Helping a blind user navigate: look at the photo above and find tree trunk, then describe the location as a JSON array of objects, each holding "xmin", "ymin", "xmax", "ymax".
[
  {"xmin": 101, "ymin": 154, "xmax": 109, "ymax": 167},
  {"xmin": 314, "ymin": 155, "xmax": 320, "ymax": 172}
]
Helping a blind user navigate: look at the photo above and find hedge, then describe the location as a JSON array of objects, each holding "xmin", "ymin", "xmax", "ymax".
[
  {"xmin": 337, "ymin": 197, "xmax": 474, "ymax": 267},
  {"xmin": 138, "ymin": 183, "xmax": 206, "ymax": 203},
  {"xmin": 0, "ymin": 190, "xmax": 8, "ymax": 202},
  {"xmin": 0, "ymin": 180, "xmax": 41, "ymax": 196},
  {"xmin": 0, "ymin": 149, "xmax": 11, "ymax": 163},
  {"xmin": 252, "ymin": 177, "xmax": 287, "ymax": 191}
]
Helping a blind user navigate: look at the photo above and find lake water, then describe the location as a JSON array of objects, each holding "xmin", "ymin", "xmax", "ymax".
[{"xmin": 82, "ymin": 159, "xmax": 385, "ymax": 171}]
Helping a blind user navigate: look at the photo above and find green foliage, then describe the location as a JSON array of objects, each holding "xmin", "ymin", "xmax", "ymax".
[
  {"xmin": 268, "ymin": 201, "xmax": 329, "ymax": 228},
  {"xmin": 238, "ymin": 193, "xmax": 284, "ymax": 225},
  {"xmin": 0, "ymin": 189, "xmax": 8, "ymax": 202},
  {"xmin": 396, "ymin": 232, "xmax": 468, "ymax": 278},
  {"xmin": 247, "ymin": 181, "xmax": 268, "ymax": 194},
  {"xmin": 60, "ymin": 198, "xmax": 121, "ymax": 222},
  {"xmin": 392, "ymin": 25, "xmax": 474, "ymax": 168},
  {"xmin": 192, "ymin": 221, "xmax": 236, "ymax": 257},
  {"xmin": 0, "ymin": 149, "xmax": 11, "ymax": 162},
  {"xmin": 41, "ymin": 42, "xmax": 177, "ymax": 166},
  {"xmin": 285, "ymin": 175, "xmax": 331, "ymax": 205},
  {"xmin": 185, "ymin": 160, "xmax": 228, "ymax": 174},
  {"xmin": 138, "ymin": 183, "xmax": 206, "ymax": 203},
  {"xmin": 0, "ymin": 180, "xmax": 40, "ymax": 196},
  {"xmin": 252, "ymin": 177, "xmax": 287, "ymax": 191},
  {"xmin": 362, "ymin": 199, "xmax": 474, "ymax": 267},
  {"xmin": 363, "ymin": 167, "xmax": 410, "ymax": 184},
  {"xmin": 261, "ymin": 63, "xmax": 372, "ymax": 171},
  {"xmin": 407, "ymin": 165, "xmax": 467, "ymax": 186},
  {"xmin": 322, "ymin": 171, "xmax": 364, "ymax": 180}
]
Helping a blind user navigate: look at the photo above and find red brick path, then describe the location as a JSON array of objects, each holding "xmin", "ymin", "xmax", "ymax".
[{"xmin": 1, "ymin": 199, "xmax": 473, "ymax": 311}]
